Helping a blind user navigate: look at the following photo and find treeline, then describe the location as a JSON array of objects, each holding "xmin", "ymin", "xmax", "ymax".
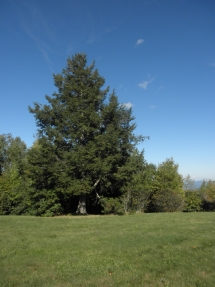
[
  {"xmin": 0, "ymin": 135, "xmax": 214, "ymax": 216},
  {"xmin": 1, "ymin": 54, "xmax": 214, "ymax": 216}
]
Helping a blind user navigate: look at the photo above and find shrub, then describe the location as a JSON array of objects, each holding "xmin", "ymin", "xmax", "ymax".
[
  {"xmin": 100, "ymin": 197, "xmax": 124, "ymax": 215},
  {"xmin": 0, "ymin": 172, "xmax": 32, "ymax": 215},
  {"xmin": 28, "ymin": 189, "xmax": 63, "ymax": 216},
  {"xmin": 183, "ymin": 191, "xmax": 202, "ymax": 212},
  {"xmin": 200, "ymin": 180, "xmax": 215, "ymax": 211},
  {"xmin": 148, "ymin": 189, "xmax": 184, "ymax": 212}
]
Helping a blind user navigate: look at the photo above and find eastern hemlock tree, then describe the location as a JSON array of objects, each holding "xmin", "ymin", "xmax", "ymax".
[{"xmin": 28, "ymin": 53, "xmax": 143, "ymax": 215}]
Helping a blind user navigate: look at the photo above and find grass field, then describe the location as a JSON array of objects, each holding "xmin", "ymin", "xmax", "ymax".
[{"xmin": 0, "ymin": 213, "xmax": 215, "ymax": 287}]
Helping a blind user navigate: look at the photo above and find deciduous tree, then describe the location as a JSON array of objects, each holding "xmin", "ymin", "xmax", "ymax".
[
  {"xmin": 200, "ymin": 180, "xmax": 215, "ymax": 211},
  {"xmin": 0, "ymin": 134, "xmax": 29, "ymax": 215},
  {"xmin": 148, "ymin": 158, "xmax": 184, "ymax": 212}
]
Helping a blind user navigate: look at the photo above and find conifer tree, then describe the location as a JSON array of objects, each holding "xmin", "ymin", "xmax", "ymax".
[{"xmin": 28, "ymin": 54, "xmax": 142, "ymax": 214}]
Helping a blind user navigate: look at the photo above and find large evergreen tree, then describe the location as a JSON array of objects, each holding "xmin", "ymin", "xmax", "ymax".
[{"xmin": 28, "ymin": 54, "xmax": 142, "ymax": 214}]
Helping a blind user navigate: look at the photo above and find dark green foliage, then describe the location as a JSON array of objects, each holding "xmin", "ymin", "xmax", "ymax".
[
  {"xmin": 100, "ymin": 196, "xmax": 124, "ymax": 215},
  {"xmin": 28, "ymin": 54, "xmax": 142, "ymax": 214},
  {"xmin": 28, "ymin": 189, "xmax": 62, "ymax": 217},
  {"xmin": 200, "ymin": 180, "xmax": 215, "ymax": 211},
  {"xmin": 0, "ymin": 169, "xmax": 32, "ymax": 215},
  {"xmin": 129, "ymin": 162, "xmax": 156, "ymax": 213},
  {"xmin": 183, "ymin": 191, "xmax": 202, "ymax": 212},
  {"xmin": 121, "ymin": 150, "xmax": 155, "ymax": 213}
]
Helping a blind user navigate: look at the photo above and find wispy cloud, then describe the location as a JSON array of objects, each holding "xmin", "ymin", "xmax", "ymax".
[
  {"xmin": 22, "ymin": 22, "xmax": 54, "ymax": 70},
  {"xmin": 158, "ymin": 86, "xmax": 165, "ymax": 90},
  {"xmin": 149, "ymin": 105, "xmax": 156, "ymax": 109},
  {"xmin": 138, "ymin": 78, "xmax": 154, "ymax": 90},
  {"xmin": 209, "ymin": 62, "xmax": 215, "ymax": 67},
  {"xmin": 18, "ymin": 0, "xmax": 55, "ymax": 70},
  {"xmin": 136, "ymin": 39, "xmax": 144, "ymax": 45},
  {"xmin": 122, "ymin": 102, "xmax": 133, "ymax": 109}
]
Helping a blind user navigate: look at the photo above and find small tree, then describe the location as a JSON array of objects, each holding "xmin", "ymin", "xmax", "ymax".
[
  {"xmin": 148, "ymin": 158, "xmax": 184, "ymax": 212},
  {"xmin": 0, "ymin": 134, "xmax": 27, "ymax": 176},
  {"xmin": 0, "ymin": 134, "xmax": 30, "ymax": 215},
  {"xmin": 200, "ymin": 180, "xmax": 215, "ymax": 211},
  {"xmin": 182, "ymin": 174, "xmax": 202, "ymax": 212},
  {"xmin": 183, "ymin": 174, "xmax": 195, "ymax": 191},
  {"xmin": 121, "ymin": 152, "xmax": 155, "ymax": 213}
]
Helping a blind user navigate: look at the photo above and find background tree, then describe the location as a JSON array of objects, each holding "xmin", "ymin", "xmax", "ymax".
[
  {"xmin": 28, "ymin": 54, "xmax": 142, "ymax": 215},
  {"xmin": 120, "ymin": 150, "xmax": 155, "ymax": 213},
  {"xmin": 148, "ymin": 158, "xmax": 184, "ymax": 212},
  {"xmin": 183, "ymin": 174, "xmax": 195, "ymax": 191},
  {"xmin": 27, "ymin": 140, "xmax": 62, "ymax": 216},
  {"xmin": 0, "ymin": 134, "xmax": 30, "ymax": 215},
  {"xmin": 200, "ymin": 180, "xmax": 215, "ymax": 211},
  {"xmin": 182, "ymin": 174, "xmax": 202, "ymax": 212},
  {"xmin": 0, "ymin": 134, "xmax": 27, "ymax": 175}
]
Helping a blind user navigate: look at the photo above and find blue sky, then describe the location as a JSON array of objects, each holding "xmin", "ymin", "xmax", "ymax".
[{"xmin": 1, "ymin": 0, "xmax": 215, "ymax": 180}]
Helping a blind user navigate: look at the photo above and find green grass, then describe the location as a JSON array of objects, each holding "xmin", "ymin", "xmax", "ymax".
[{"xmin": 0, "ymin": 213, "xmax": 215, "ymax": 287}]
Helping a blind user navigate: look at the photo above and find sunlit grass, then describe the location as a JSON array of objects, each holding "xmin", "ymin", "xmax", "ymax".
[{"xmin": 1, "ymin": 213, "xmax": 215, "ymax": 286}]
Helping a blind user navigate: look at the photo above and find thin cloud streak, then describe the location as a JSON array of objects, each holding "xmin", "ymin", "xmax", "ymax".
[
  {"xmin": 138, "ymin": 78, "xmax": 154, "ymax": 89},
  {"xmin": 18, "ymin": 0, "xmax": 55, "ymax": 70},
  {"xmin": 21, "ymin": 22, "xmax": 54, "ymax": 70}
]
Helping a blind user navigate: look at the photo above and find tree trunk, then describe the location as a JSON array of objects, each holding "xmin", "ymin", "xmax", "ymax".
[{"xmin": 76, "ymin": 194, "xmax": 87, "ymax": 214}]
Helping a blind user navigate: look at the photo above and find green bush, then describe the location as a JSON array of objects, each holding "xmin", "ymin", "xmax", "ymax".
[
  {"xmin": 100, "ymin": 197, "xmax": 124, "ymax": 215},
  {"xmin": 28, "ymin": 189, "xmax": 63, "ymax": 216},
  {"xmin": 200, "ymin": 180, "xmax": 215, "ymax": 211},
  {"xmin": 183, "ymin": 191, "xmax": 202, "ymax": 212},
  {"xmin": 0, "ymin": 168, "xmax": 32, "ymax": 215},
  {"xmin": 148, "ymin": 189, "xmax": 184, "ymax": 212}
]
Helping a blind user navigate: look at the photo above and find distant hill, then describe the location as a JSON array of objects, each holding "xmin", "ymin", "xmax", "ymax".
[{"xmin": 194, "ymin": 180, "xmax": 203, "ymax": 189}]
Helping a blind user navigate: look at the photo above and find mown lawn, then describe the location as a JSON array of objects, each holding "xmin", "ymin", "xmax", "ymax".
[{"xmin": 0, "ymin": 212, "xmax": 215, "ymax": 287}]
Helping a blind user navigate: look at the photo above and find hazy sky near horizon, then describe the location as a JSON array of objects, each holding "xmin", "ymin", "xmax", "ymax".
[{"xmin": 1, "ymin": 0, "xmax": 215, "ymax": 180}]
